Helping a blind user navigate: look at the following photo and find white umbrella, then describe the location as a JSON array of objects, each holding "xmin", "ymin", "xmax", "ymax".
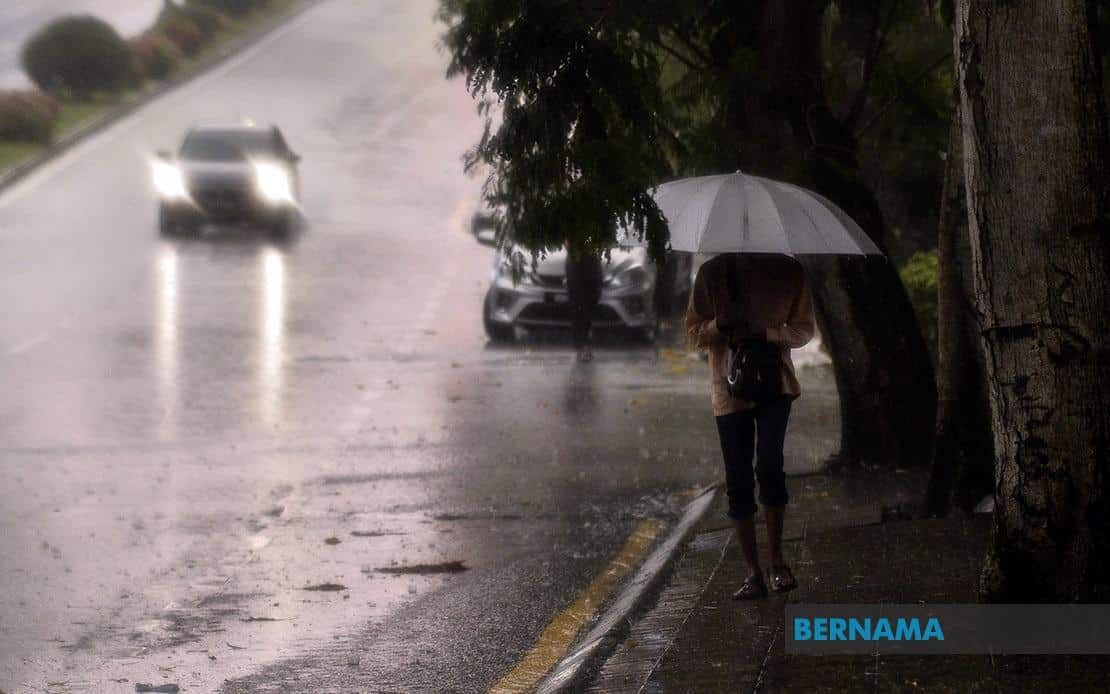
[{"xmin": 623, "ymin": 172, "xmax": 882, "ymax": 256}]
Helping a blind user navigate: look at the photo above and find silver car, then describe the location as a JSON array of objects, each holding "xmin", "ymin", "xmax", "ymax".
[
  {"xmin": 153, "ymin": 122, "xmax": 301, "ymax": 238},
  {"xmin": 474, "ymin": 217, "xmax": 691, "ymax": 343}
]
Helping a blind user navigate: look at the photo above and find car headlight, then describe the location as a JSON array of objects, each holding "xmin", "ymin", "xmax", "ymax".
[
  {"xmin": 152, "ymin": 160, "xmax": 188, "ymax": 200},
  {"xmin": 607, "ymin": 266, "xmax": 650, "ymax": 289},
  {"xmin": 254, "ymin": 162, "xmax": 293, "ymax": 203}
]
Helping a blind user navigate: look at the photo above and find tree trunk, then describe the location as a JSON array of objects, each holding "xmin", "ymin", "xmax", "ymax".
[
  {"xmin": 923, "ymin": 101, "xmax": 994, "ymax": 516},
  {"xmin": 731, "ymin": 0, "xmax": 937, "ymax": 469},
  {"xmin": 956, "ymin": 0, "xmax": 1110, "ymax": 601}
]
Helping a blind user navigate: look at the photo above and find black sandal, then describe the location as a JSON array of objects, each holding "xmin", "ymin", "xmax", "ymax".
[
  {"xmin": 769, "ymin": 565, "xmax": 798, "ymax": 593},
  {"xmin": 732, "ymin": 573, "xmax": 768, "ymax": 600}
]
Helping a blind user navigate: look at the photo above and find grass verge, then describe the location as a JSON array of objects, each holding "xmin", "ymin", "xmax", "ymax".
[{"xmin": 0, "ymin": 0, "xmax": 304, "ymax": 180}]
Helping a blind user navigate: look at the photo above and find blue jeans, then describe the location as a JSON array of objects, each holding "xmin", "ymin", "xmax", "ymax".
[{"xmin": 715, "ymin": 397, "xmax": 793, "ymax": 520}]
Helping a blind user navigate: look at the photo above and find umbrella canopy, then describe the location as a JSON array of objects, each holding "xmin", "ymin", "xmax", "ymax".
[{"xmin": 625, "ymin": 172, "xmax": 882, "ymax": 256}]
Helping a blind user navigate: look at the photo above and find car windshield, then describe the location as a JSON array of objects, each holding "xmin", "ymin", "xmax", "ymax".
[{"xmin": 179, "ymin": 130, "xmax": 275, "ymax": 162}]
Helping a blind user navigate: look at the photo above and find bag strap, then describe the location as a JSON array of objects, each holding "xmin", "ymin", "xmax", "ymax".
[
  {"xmin": 724, "ymin": 255, "xmax": 743, "ymax": 348},
  {"xmin": 725, "ymin": 253, "xmax": 739, "ymax": 303}
]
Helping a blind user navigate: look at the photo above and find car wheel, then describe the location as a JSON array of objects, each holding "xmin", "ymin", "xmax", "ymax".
[
  {"xmin": 158, "ymin": 205, "xmax": 177, "ymax": 236},
  {"xmin": 271, "ymin": 212, "xmax": 294, "ymax": 239},
  {"xmin": 483, "ymin": 296, "xmax": 515, "ymax": 343},
  {"xmin": 634, "ymin": 319, "xmax": 659, "ymax": 344}
]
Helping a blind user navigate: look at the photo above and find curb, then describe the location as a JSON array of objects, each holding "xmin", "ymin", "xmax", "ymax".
[
  {"xmin": 0, "ymin": 0, "xmax": 324, "ymax": 196},
  {"xmin": 535, "ymin": 484, "xmax": 721, "ymax": 693}
]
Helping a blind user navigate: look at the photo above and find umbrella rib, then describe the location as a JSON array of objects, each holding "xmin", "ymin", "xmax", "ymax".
[{"xmin": 750, "ymin": 176, "xmax": 791, "ymax": 255}]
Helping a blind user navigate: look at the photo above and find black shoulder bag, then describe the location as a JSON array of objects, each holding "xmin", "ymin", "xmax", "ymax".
[{"xmin": 724, "ymin": 257, "xmax": 784, "ymax": 403}]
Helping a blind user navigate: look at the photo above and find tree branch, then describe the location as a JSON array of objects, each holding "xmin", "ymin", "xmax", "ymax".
[
  {"xmin": 844, "ymin": 1, "xmax": 898, "ymax": 131},
  {"xmin": 854, "ymin": 51, "xmax": 952, "ymax": 137}
]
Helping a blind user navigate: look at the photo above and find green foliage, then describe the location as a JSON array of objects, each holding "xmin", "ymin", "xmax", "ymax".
[
  {"xmin": 188, "ymin": 0, "xmax": 266, "ymax": 19},
  {"xmin": 899, "ymin": 249, "xmax": 939, "ymax": 354},
  {"xmin": 132, "ymin": 33, "xmax": 184, "ymax": 81},
  {"xmin": 440, "ymin": 0, "xmax": 674, "ymax": 262},
  {"xmin": 21, "ymin": 16, "xmax": 137, "ymax": 99},
  {"xmin": 0, "ymin": 90, "xmax": 60, "ymax": 144},
  {"xmin": 822, "ymin": 1, "xmax": 954, "ymax": 263},
  {"xmin": 442, "ymin": 1, "xmax": 953, "ymax": 266}
]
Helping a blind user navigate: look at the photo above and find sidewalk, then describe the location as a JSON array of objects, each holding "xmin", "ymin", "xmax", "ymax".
[{"xmin": 588, "ymin": 468, "xmax": 1110, "ymax": 692}]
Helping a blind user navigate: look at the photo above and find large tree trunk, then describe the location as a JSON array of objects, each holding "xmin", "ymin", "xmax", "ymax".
[
  {"xmin": 923, "ymin": 102, "xmax": 995, "ymax": 516},
  {"xmin": 956, "ymin": 0, "xmax": 1110, "ymax": 601},
  {"xmin": 730, "ymin": 0, "xmax": 937, "ymax": 469}
]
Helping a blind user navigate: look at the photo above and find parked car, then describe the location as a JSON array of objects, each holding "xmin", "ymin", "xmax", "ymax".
[
  {"xmin": 153, "ymin": 122, "xmax": 301, "ymax": 237},
  {"xmin": 473, "ymin": 212, "xmax": 692, "ymax": 342}
]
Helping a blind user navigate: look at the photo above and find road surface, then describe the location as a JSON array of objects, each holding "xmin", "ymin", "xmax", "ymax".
[{"xmin": 0, "ymin": 1, "xmax": 838, "ymax": 691}]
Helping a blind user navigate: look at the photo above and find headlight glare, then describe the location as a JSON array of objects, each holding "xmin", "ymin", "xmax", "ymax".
[
  {"xmin": 152, "ymin": 160, "xmax": 188, "ymax": 199},
  {"xmin": 254, "ymin": 162, "xmax": 293, "ymax": 203}
]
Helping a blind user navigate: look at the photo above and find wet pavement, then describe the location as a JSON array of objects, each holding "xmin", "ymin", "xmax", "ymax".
[
  {"xmin": 591, "ymin": 472, "xmax": 1110, "ymax": 692},
  {"xmin": 0, "ymin": 0, "xmax": 837, "ymax": 691}
]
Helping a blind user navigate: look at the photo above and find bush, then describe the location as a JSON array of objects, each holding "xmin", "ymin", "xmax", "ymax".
[
  {"xmin": 188, "ymin": 0, "xmax": 267, "ymax": 19},
  {"xmin": 899, "ymin": 249, "xmax": 939, "ymax": 357},
  {"xmin": 176, "ymin": 4, "xmax": 231, "ymax": 36},
  {"xmin": 21, "ymin": 15, "xmax": 136, "ymax": 99},
  {"xmin": 157, "ymin": 15, "xmax": 204, "ymax": 56},
  {"xmin": 132, "ymin": 33, "xmax": 183, "ymax": 81},
  {"xmin": 0, "ymin": 90, "xmax": 61, "ymax": 144}
]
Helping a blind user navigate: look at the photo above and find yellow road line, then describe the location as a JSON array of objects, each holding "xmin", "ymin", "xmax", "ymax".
[{"xmin": 490, "ymin": 518, "xmax": 665, "ymax": 694}]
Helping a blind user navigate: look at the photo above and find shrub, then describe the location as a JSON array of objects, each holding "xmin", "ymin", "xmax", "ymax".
[
  {"xmin": 157, "ymin": 15, "xmax": 204, "ymax": 56},
  {"xmin": 176, "ymin": 4, "xmax": 230, "ymax": 36},
  {"xmin": 899, "ymin": 249, "xmax": 939, "ymax": 358},
  {"xmin": 21, "ymin": 15, "xmax": 137, "ymax": 99},
  {"xmin": 132, "ymin": 33, "xmax": 183, "ymax": 81},
  {"xmin": 0, "ymin": 90, "xmax": 61, "ymax": 144},
  {"xmin": 188, "ymin": 0, "xmax": 267, "ymax": 19}
]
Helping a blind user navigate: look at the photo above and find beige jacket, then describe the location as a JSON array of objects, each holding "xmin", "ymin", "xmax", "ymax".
[{"xmin": 684, "ymin": 254, "xmax": 816, "ymax": 416}]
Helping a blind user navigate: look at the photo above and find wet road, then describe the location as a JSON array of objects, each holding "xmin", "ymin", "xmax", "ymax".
[
  {"xmin": 0, "ymin": 1, "xmax": 163, "ymax": 87},
  {"xmin": 0, "ymin": 1, "xmax": 837, "ymax": 692}
]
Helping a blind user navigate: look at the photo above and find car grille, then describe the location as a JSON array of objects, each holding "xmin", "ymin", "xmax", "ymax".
[
  {"xmin": 534, "ymin": 273, "xmax": 565, "ymax": 289},
  {"xmin": 193, "ymin": 187, "xmax": 251, "ymax": 218},
  {"xmin": 518, "ymin": 303, "xmax": 621, "ymax": 323}
]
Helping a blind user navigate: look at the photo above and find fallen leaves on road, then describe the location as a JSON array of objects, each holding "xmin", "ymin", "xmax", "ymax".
[
  {"xmin": 135, "ymin": 684, "xmax": 180, "ymax": 693},
  {"xmin": 303, "ymin": 582, "xmax": 347, "ymax": 591},
  {"xmin": 375, "ymin": 560, "xmax": 468, "ymax": 575},
  {"xmin": 323, "ymin": 536, "xmax": 341, "ymax": 545}
]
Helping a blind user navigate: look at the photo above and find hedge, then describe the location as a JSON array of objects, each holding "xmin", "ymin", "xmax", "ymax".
[
  {"xmin": 132, "ymin": 34, "xmax": 184, "ymax": 81},
  {"xmin": 0, "ymin": 90, "xmax": 61, "ymax": 144},
  {"xmin": 175, "ymin": 4, "xmax": 231, "ymax": 36},
  {"xmin": 188, "ymin": 0, "xmax": 269, "ymax": 19},
  {"xmin": 21, "ymin": 16, "xmax": 137, "ymax": 99},
  {"xmin": 157, "ymin": 15, "xmax": 204, "ymax": 57}
]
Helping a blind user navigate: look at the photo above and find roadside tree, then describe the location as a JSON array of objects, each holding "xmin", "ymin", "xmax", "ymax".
[{"xmin": 956, "ymin": 0, "xmax": 1110, "ymax": 601}]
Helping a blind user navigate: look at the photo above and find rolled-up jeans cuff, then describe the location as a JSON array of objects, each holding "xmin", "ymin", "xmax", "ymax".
[
  {"xmin": 726, "ymin": 501, "xmax": 758, "ymax": 521},
  {"xmin": 758, "ymin": 491, "xmax": 789, "ymax": 508}
]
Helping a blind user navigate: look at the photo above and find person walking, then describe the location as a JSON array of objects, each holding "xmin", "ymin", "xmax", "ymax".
[
  {"xmin": 685, "ymin": 253, "xmax": 815, "ymax": 599},
  {"xmin": 565, "ymin": 249, "xmax": 604, "ymax": 362}
]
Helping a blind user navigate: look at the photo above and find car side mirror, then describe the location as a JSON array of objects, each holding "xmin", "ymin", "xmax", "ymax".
[{"xmin": 475, "ymin": 228, "xmax": 497, "ymax": 247}]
